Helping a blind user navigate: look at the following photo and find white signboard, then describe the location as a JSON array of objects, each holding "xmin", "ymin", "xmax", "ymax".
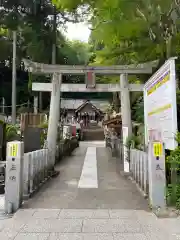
[{"xmin": 144, "ymin": 58, "xmax": 177, "ymax": 150}]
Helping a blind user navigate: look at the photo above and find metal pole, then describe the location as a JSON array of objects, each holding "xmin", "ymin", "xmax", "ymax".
[
  {"xmin": 11, "ymin": 31, "xmax": 17, "ymax": 124},
  {"xmin": 34, "ymin": 95, "xmax": 38, "ymax": 114},
  {"xmin": 2, "ymin": 97, "xmax": 5, "ymax": 114},
  {"xmin": 39, "ymin": 92, "xmax": 42, "ymax": 112},
  {"xmin": 52, "ymin": 43, "xmax": 56, "ymax": 65}
]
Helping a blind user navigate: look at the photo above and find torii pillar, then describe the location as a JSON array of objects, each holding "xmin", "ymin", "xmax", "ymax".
[
  {"xmin": 47, "ymin": 73, "xmax": 62, "ymax": 168},
  {"xmin": 120, "ymin": 73, "xmax": 132, "ymax": 173}
]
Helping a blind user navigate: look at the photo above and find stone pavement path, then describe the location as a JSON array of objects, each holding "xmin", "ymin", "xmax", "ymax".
[
  {"xmin": 0, "ymin": 141, "xmax": 180, "ymax": 239},
  {"xmin": 22, "ymin": 142, "xmax": 148, "ymax": 209},
  {"xmin": 0, "ymin": 208, "xmax": 180, "ymax": 239}
]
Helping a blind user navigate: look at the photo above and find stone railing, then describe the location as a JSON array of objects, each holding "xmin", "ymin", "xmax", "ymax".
[
  {"xmin": 23, "ymin": 149, "xmax": 53, "ymax": 199},
  {"xmin": 105, "ymin": 137, "xmax": 124, "ymax": 160},
  {"xmin": 23, "ymin": 137, "xmax": 79, "ymax": 199},
  {"xmin": 130, "ymin": 148, "xmax": 149, "ymax": 197},
  {"xmin": 106, "ymin": 137, "xmax": 149, "ymax": 197}
]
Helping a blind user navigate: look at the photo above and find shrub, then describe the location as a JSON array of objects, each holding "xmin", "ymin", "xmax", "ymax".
[
  {"xmin": 38, "ymin": 122, "xmax": 48, "ymax": 147},
  {"xmin": 125, "ymin": 133, "xmax": 141, "ymax": 150},
  {"xmin": 6, "ymin": 124, "xmax": 20, "ymax": 141},
  {"xmin": 166, "ymin": 132, "xmax": 180, "ymax": 208}
]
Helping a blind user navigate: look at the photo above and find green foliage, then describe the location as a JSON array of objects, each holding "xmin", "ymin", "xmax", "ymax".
[
  {"xmin": 125, "ymin": 134, "xmax": 141, "ymax": 150},
  {"xmin": 166, "ymin": 184, "xmax": 180, "ymax": 208},
  {"xmin": 6, "ymin": 124, "xmax": 20, "ymax": 141},
  {"xmin": 53, "ymin": 0, "xmax": 180, "ymax": 116},
  {"xmin": 51, "ymin": 0, "xmax": 180, "ymax": 82},
  {"xmin": 105, "ymin": 103, "xmax": 113, "ymax": 115},
  {"xmin": 2, "ymin": 0, "xmax": 180, "ymax": 113},
  {"xmin": 89, "ymin": 0, "xmax": 179, "ymax": 64},
  {"xmin": 132, "ymin": 96, "xmax": 144, "ymax": 123},
  {"xmin": 132, "ymin": 90, "xmax": 180, "ymax": 127},
  {"xmin": 39, "ymin": 122, "xmax": 48, "ymax": 147},
  {"xmin": 39, "ymin": 122, "xmax": 48, "ymax": 129},
  {"xmin": 67, "ymin": 40, "xmax": 92, "ymax": 64},
  {"xmin": 0, "ymin": 0, "xmax": 94, "ymax": 110},
  {"xmin": 17, "ymin": 106, "xmax": 29, "ymax": 114},
  {"xmin": 0, "ymin": 0, "xmax": 91, "ymax": 66},
  {"xmin": 166, "ymin": 132, "xmax": 180, "ymax": 208}
]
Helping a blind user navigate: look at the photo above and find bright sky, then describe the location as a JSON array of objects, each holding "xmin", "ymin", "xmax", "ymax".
[{"xmin": 63, "ymin": 22, "xmax": 91, "ymax": 42}]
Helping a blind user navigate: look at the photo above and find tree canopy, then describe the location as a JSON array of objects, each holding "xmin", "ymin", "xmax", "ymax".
[
  {"xmin": 53, "ymin": 0, "xmax": 180, "ymax": 121},
  {"xmin": 0, "ymin": 0, "xmax": 94, "ymax": 113},
  {"xmin": 1, "ymin": 0, "xmax": 180, "ymax": 119},
  {"xmin": 53, "ymin": 0, "xmax": 180, "ymax": 64}
]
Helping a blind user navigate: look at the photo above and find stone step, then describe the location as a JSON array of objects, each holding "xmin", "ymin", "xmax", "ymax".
[{"xmin": 82, "ymin": 129, "xmax": 104, "ymax": 141}]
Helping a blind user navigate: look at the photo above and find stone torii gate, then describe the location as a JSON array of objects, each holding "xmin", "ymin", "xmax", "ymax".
[{"xmin": 23, "ymin": 59, "xmax": 158, "ymax": 171}]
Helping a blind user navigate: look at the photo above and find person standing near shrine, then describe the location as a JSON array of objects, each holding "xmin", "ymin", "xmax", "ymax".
[
  {"xmin": 86, "ymin": 113, "xmax": 89, "ymax": 126},
  {"xmin": 84, "ymin": 112, "xmax": 87, "ymax": 127}
]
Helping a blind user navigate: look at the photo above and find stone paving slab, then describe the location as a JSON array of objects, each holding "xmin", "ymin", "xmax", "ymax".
[
  {"xmin": 13, "ymin": 209, "xmax": 157, "ymax": 220},
  {"xmin": 0, "ymin": 230, "xmax": 19, "ymax": 240},
  {"xmin": 49, "ymin": 233, "xmax": 113, "ymax": 240},
  {"xmin": 14, "ymin": 233, "xmax": 50, "ymax": 240},
  {"xmin": 0, "ymin": 209, "xmax": 180, "ymax": 239},
  {"xmin": 108, "ymin": 209, "xmax": 155, "ymax": 219},
  {"xmin": 21, "ymin": 219, "xmax": 83, "ymax": 233},
  {"xmin": 58, "ymin": 209, "xmax": 110, "ymax": 219},
  {"xmin": 158, "ymin": 218, "xmax": 180, "ymax": 235},
  {"xmin": 82, "ymin": 218, "xmax": 144, "ymax": 233},
  {"xmin": 32, "ymin": 209, "xmax": 60, "ymax": 219}
]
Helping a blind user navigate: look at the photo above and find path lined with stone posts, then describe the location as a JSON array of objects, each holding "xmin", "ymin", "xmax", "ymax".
[
  {"xmin": 0, "ymin": 141, "xmax": 180, "ymax": 239},
  {"xmin": 22, "ymin": 141, "xmax": 148, "ymax": 209}
]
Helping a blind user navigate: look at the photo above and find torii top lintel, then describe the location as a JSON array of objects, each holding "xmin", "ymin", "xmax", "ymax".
[{"xmin": 23, "ymin": 59, "xmax": 159, "ymax": 75}]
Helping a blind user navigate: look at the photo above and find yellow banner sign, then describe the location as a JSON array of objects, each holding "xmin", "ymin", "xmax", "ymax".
[
  {"xmin": 153, "ymin": 142, "xmax": 163, "ymax": 157},
  {"xmin": 10, "ymin": 144, "xmax": 18, "ymax": 157}
]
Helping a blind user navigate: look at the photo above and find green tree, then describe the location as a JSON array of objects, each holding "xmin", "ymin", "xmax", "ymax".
[{"xmin": 0, "ymin": 0, "xmax": 93, "ymax": 111}]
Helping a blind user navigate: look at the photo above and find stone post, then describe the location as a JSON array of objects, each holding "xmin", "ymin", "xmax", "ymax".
[
  {"xmin": 33, "ymin": 95, "xmax": 38, "ymax": 114},
  {"xmin": 47, "ymin": 73, "xmax": 61, "ymax": 168},
  {"xmin": 5, "ymin": 141, "xmax": 24, "ymax": 213},
  {"xmin": 120, "ymin": 74, "xmax": 132, "ymax": 172}
]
